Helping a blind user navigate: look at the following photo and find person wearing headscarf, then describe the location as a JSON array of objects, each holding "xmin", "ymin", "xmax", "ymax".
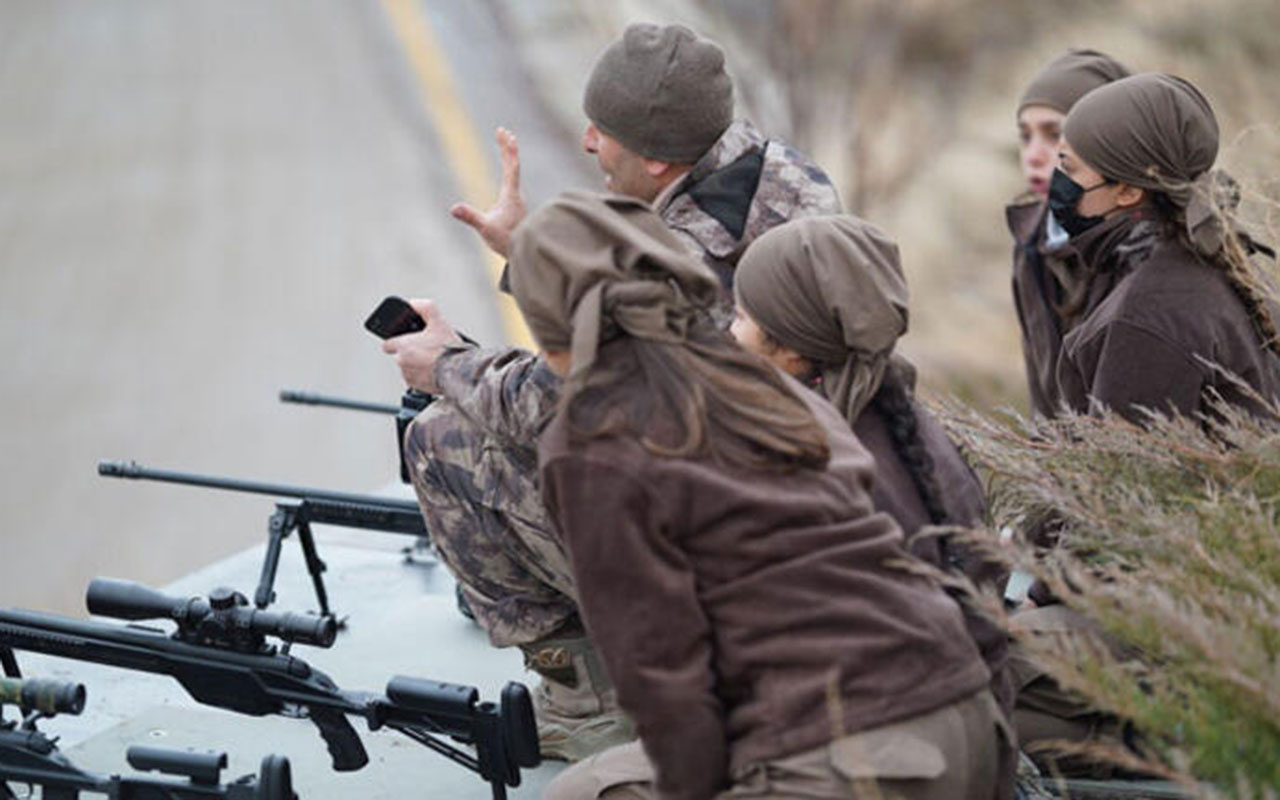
[
  {"xmin": 1007, "ymin": 48, "xmax": 1132, "ymax": 418},
  {"xmin": 731, "ymin": 216, "xmax": 1015, "ymax": 799},
  {"xmin": 1010, "ymin": 72, "xmax": 1280, "ymax": 777},
  {"xmin": 517, "ymin": 191, "xmax": 1003, "ymax": 800},
  {"xmin": 1047, "ymin": 72, "xmax": 1280, "ymax": 420}
]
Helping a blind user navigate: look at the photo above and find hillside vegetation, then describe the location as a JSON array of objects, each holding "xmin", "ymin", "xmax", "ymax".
[{"xmin": 939, "ymin": 398, "xmax": 1280, "ymax": 797}]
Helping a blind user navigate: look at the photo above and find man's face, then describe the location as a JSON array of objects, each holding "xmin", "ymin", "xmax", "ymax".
[{"xmin": 582, "ymin": 123, "xmax": 663, "ymax": 202}]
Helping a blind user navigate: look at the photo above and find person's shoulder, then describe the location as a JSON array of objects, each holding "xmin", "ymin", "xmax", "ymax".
[
  {"xmin": 779, "ymin": 372, "xmax": 875, "ymax": 467},
  {"xmin": 1122, "ymin": 237, "xmax": 1238, "ymax": 306},
  {"xmin": 756, "ymin": 138, "xmax": 841, "ymax": 213},
  {"xmin": 1070, "ymin": 240, "xmax": 1240, "ymax": 355}
]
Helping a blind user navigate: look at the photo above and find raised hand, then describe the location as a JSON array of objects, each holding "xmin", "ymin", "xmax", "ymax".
[{"xmin": 449, "ymin": 126, "xmax": 525, "ymax": 258}]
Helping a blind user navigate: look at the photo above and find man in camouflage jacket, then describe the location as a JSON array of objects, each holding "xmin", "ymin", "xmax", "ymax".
[{"xmin": 384, "ymin": 22, "xmax": 841, "ymax": 762}]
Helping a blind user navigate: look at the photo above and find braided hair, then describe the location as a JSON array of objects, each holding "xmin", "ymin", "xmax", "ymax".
[{"xmin": 868, "ymin": 360, "xmax": 950, "ymax": 526}]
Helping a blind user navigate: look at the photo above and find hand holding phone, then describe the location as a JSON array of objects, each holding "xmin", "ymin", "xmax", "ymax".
[
  {"xmin": 364, "ymin": 296, "xmax": 426, "ymax": 339},
  {"xmin": 378, "ymin": 297, "xmax": 468, "ymax": 395}
]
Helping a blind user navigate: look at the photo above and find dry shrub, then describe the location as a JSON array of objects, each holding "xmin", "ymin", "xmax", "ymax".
[{"xmin": 936, "ymin": 394, "xmax": 1280, "ymax": 797}]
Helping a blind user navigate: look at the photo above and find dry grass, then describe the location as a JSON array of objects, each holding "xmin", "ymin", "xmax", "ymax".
[{"xmin": 934, "ymin": 396, "xmax": 1280, "ymax": 797}]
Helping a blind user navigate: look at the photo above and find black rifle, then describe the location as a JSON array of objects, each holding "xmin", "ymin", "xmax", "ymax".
[
  {"xmin": 97, "ymin": 460, "xmax": 430, "ymax": 620},
  {"xmin": 278, "ymin": 390, "xmax": 400, "ymax": 416},
  {"xmin": 0, "ymin": 580, "xmax": 538, "ymax": 799},
  {"xmin": 0, "ymin": 676, "xmax": 297, "ymax": 800},
  {"xmin": 279, "ymin": 388, "xmax": 434, "ymax": 484}
]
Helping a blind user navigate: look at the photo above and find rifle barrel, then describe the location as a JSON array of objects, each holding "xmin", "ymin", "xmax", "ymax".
[
  {"xmin": 97, "ymin": 460, "xmax": 420, "ymax": 513},
  {"xmin": 278, "ymin": 390, "xmax": 399, "ymax": 416}
]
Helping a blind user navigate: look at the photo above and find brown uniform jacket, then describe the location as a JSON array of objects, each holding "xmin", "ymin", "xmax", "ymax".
[
  {"xmin": 1057, "ymin": 236, "xmax": 1280, "ymax": 421},
  {"xmin": 854, "ymin": 401, "xmax": 1013, "ymax": 717},
  {"xmin": 539, "ymin": 377, "xmax": 990, "ymax": 800},
  {"xmin": 852, "ymin": 403, "xmax": 985, "ymax": 552},
  {"xmin": 1008, "ymin": 198, "xmax": 1065, "ymax": 418}
]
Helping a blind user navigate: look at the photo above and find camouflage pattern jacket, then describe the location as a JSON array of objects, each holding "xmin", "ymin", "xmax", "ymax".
[
  {"xmin": 658, "ymin": 117, "xmax": 841, "ymax": 288},
  {"xmin": 435, "ymin": 118, "xmax": 842, "ymax": 473}
]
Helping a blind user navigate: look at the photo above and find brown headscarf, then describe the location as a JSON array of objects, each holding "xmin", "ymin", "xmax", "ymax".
[
  {"xmin": 734, "ymin": 216, "xmax": 909, "ymax": 424},
  {"xmin": 508, "ymin": 190, "xmax": 720, "ymax": 378},
  {"xmin": 1063, "ymin": 73, "xmax": 1235, "ymax": 257},
  {"xmin": 1017, "ymin": 48, "xmax": 1131, "ymax": 117}
]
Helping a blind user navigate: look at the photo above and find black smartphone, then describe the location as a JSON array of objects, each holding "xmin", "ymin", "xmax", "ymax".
[{"xmin": 364, "ymin": 296, "xmax": 426, "ymax": 339}]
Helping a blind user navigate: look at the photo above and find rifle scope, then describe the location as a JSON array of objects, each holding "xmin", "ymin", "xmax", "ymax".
[
  {"xmin": 0, "ymin": 677, "xmax": 85, "ymax": 715},
  {"xmin": 87, "ymin": 578, "xmax": 336, "ymax": 648}
]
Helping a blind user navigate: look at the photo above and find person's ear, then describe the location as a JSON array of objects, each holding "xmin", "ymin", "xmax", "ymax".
[
  {"xmin": 779, "ymin": 348, "xmax": 813, "ymax": 379},
  {"xmin": 643, "ymin": 158, "xmax": 674, "ymax": 178},
  {"xmin": 1113, "ymin": 182, "xmax": 1147, "ymax": 210}
]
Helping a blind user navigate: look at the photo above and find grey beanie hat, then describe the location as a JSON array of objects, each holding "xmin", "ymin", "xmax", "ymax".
[{"xmin": 583, "ymin": 23, "xmax": 733, "ymax": 164}]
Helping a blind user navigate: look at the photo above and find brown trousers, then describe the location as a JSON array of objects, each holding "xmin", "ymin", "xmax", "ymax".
[
  {"xmin": 1008, "ymin": 605, "xmax": 1129, "ymax": 778},
  {"xmin": 544, "ymin": 691, "xmax": 1008, "ymax": 800}
]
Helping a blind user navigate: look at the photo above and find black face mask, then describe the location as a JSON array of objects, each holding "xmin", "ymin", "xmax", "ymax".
[{"xmin": 1047, "ymin": 168, "xmax": 1111, "ymax": 238}]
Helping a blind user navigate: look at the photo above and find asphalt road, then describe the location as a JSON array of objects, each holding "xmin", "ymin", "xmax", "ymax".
[{"xmin": 0, "ymin": 0, "xmax": 595, "ymax": 614}]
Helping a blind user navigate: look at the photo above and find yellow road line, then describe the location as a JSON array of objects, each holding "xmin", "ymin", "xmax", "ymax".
[{"xmin": 380, "ymin": 0, "xmax": 533, "ymax": 348}]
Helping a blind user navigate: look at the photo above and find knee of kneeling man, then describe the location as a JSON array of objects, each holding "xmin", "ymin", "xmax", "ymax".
[{"xmin": 403, "ymin": 403, "xmax": 474, "ymax": 473}]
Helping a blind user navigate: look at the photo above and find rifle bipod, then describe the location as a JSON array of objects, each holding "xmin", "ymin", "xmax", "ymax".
[
  {"xmin": 255, "ymin": 501, "xmax": 339, "ymax": 623},
  {"xmin": 253, "ymin": 498, "xmax": 437, "ymax": 625}
]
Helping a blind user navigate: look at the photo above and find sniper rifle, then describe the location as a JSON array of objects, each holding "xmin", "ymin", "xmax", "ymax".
[{"xmin": 0, "ymin": 579, "xmax": 538, "ymax": 799}]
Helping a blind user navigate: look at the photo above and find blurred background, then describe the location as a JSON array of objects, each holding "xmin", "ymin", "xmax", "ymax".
[{"xmin": 2, "ymin": 0, "xmax": 1278, "ymax": 613}]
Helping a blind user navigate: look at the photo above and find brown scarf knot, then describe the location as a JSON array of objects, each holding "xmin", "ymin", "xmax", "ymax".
[
  {"xmin": 509, "ymin": 190, "xmax": 721, "ymax": 378},
  {"xmin": 571, "ymin": 279, "xmax": 701, "ymax": 376}
]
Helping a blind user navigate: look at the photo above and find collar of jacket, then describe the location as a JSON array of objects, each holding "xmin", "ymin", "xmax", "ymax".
[
  {"xmin": 1005, "ymin": 194, "xmax": 1046, "ymax": 245},
  {"xmin": 656, "ymin": 119, "xmax": 766, "ymax": 246}
]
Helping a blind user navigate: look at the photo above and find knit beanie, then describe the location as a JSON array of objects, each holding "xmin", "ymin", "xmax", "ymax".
[{"xmin": 583, "ymin": 23, "xmax": 733, "ymax": 164}]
